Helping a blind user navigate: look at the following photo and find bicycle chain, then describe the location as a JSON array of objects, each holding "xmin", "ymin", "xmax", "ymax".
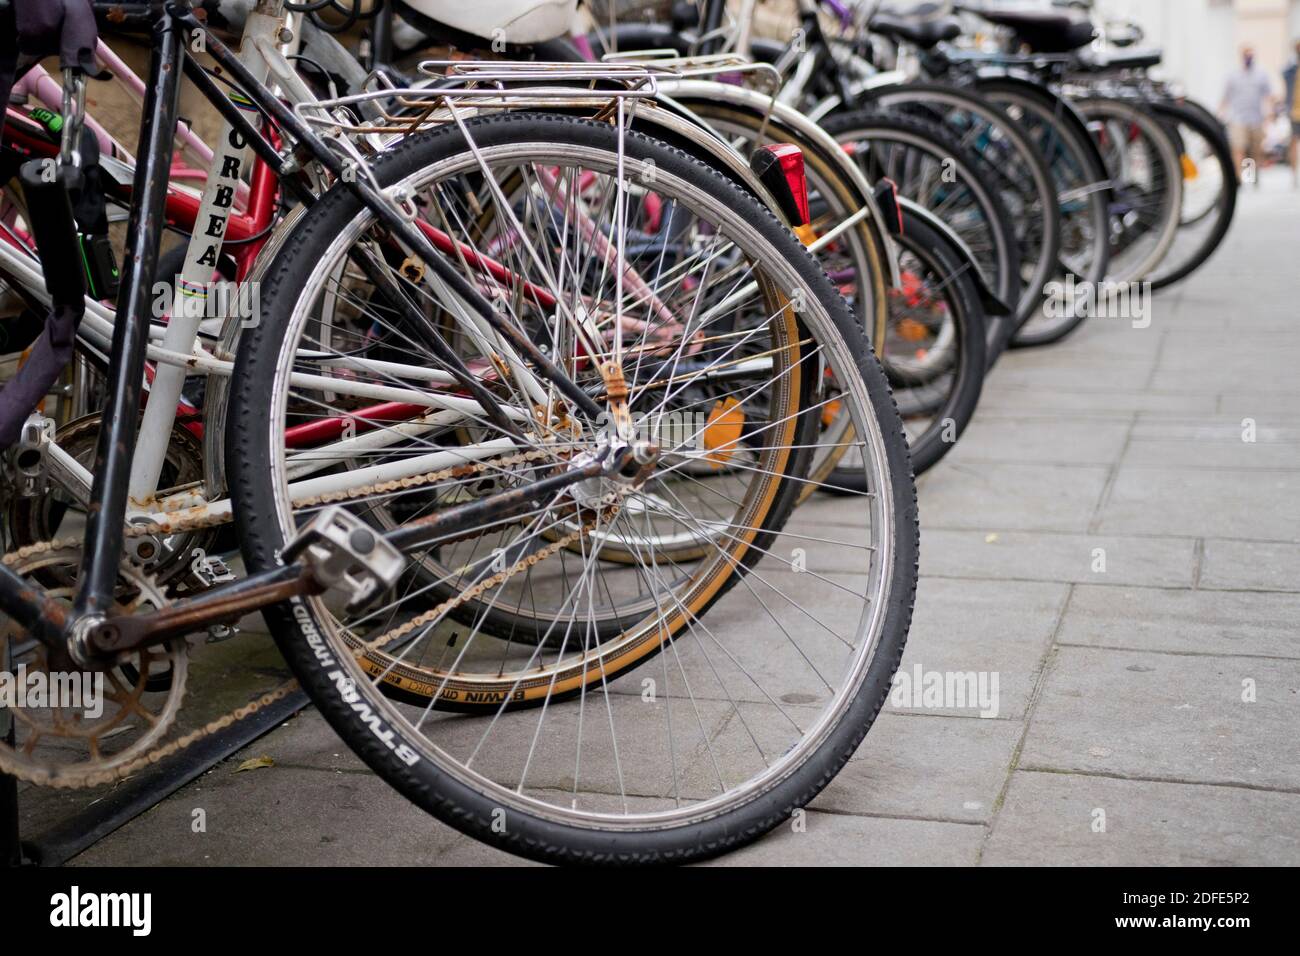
[{"xmin": 0, "ymin": 445, "xmax": 621, "ymax": 789}]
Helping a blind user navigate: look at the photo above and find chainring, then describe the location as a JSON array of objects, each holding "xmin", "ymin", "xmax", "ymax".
[{"xmin": 0, "ymin": 545, "xmax": 188, "ymax": 788}]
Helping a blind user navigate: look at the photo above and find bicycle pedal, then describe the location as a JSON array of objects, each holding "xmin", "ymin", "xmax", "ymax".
[
  {"xmin": 282, "ymin": 506, "xmax": 404, "ymax": 611},
  {"xmin": 8, "ymin": 415, "xmax": 55, "ymax": 498},
  {"xmin": 205, "ymin": 623, "xmax": 240, "ymax": 644},
  {"xmin": 174, "ymin": 550, "xmax": 238, "ymax": 595},
  {"xmin": 199, "ymin": 555, "xmax": 237, "ymax": 585}
]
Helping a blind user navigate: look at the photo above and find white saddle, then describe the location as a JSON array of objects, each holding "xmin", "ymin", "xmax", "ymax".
[{"xmin": 401, "ymin": 0, "xmax": 578, "ymax": 45}]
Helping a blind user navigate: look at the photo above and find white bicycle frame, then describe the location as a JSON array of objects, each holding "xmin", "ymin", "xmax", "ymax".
[
  {"xmin": 0, "ymin": 5, "xmax": 573, "ymax": 533},
  {"xmin": 4, "ymin": 4, "xmax": 776, "ymax": 540}
]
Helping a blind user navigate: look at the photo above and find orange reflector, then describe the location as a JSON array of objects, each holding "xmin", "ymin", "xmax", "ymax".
[
  {"xmin": 897, "ymin": 317, "xmax": 929, "ymax": 342},
  {"xmin": 704, "ymin": 397, "xmax": 744, "ymax": 465},
  {"xmin": 1180, "ymin": 154, "xmax": 1199, "ymax": 181},
  {"xmin": 821, "ymin": 398, "xmax": 843, "ymax": 428}
]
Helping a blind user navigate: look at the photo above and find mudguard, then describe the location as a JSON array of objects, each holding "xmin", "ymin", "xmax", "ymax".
[
  {"xmin": 892, "ymin": 196, "xmax": 1013, "ymax": 318},
  {"xmin": 655, "ymin": 78, "xmax": 900, "ymax": 285}
]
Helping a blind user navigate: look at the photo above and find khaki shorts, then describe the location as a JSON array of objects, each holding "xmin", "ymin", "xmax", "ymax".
[{"xmin": 1229, "ymin": 123, "xmax": 1265, "ymax": 157}]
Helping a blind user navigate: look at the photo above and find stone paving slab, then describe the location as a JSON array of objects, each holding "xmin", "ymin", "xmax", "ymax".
[
  {"xmin": 814, "ymin": 713, "xmax": 1022, "ymax": 825},
  {"xmin": 711, "ymin": 811, "xmax": 984, "ymax": 866},
  {"xmin": 1215, "ymin": 392, "xmax": 1300, "ymax": 417},
  {"xmin": 1018, "ymin": 646, "xmax": 1300, "ymax": 790},
  {"xmin": 975, "ymin": 386, "xmax": 1214, "ymax": 419},
  {"xmin": 71, "ymin": 763, "xmax": 481, "ymax": 867},
  {"xmin": 990, "ymin": 358, "xmax": 1158, "ymax": 392},
  {"xmin": 942, "ymin": 417, "xmax": 1133, "ymax": 467},
  {"xmin": 888, "ymin": 577, "xmax": 1065, "ymax": 720},
  {"xmin": 1122, "ymin": 431, "xmax": 1300, "ymax": 470},
  {"xmin": 1150, "ymin": 344, "xmax": 1300, "ymax": 394},
  {"xmin": 917, "ymin": 462, "xmax": 1112, "ymax": 533},
  {"xmin": 981, "ymin": 771, "xmax": 1300, "ymax": 866},
  {"xmin": 1058, "ymin": 584, "xmax": 1300, "ymax": 659},
  {"xmin": 918, "ymin": 529, "xmax": 1197, "ymax": 589},
  {"xmin": 1199, "ymin": 538, "xmax": 1300, "ymax": 592},
  {"xmin": 1095, "ymin": 466, "xmax": 1300, "ymax": 541}
]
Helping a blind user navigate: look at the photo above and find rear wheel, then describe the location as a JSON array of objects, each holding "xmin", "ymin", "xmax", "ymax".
[
  {"xmin": 829, "ymin": 207, "xmax": 986, "ymax": 485},
  {"xmin": 974, "ymin": 81, "xmax": 1112, "ymax": 346},
  {"xmin": 1146, "ymin": 99, "xmax": 1237, "ymax": 290},
  {"xmin": 857, "ymin": 82, "xmax": 1062, "ymax": 350},
  {"xmin": 674, "ymin": 99, "xmax": 891, "ymax": 349},
  {"xmin": 1077, "ymin": 96, "xmax": 1183, "ymax": 284},
  {"xmin": 823, "ymin": 108, "xmax": 1020, "ymax": 360},
  {"xmin": 229, "ymin": 114, "xmax": 918, "ymax": 864}
]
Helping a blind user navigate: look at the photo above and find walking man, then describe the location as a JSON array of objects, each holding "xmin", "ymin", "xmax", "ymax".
[{"xmin": 1221, "ymin": 46, "xmax": 1274, "ymax": 187}]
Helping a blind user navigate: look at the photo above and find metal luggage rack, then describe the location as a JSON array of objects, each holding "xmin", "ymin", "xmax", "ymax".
[
  {"xmin": 597, "ymin": 50, "xmax": 784, "ymax": 93},
  {"xmin": 596, "ymin": 50, "xmax": 786, "ymax": 141},
  {"xmin": 293, "ymin": 60, "xmax": 681, "ymax": 139}
]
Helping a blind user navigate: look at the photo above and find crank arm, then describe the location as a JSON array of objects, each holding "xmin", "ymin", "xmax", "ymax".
[
  {"xmin": 0, "ymin": 560, "xmax": 75, "ymax": 667},
  {"xmin": 78, "ymin": 446, "xmax": 637, "ymax": 660},
  {"xmin": 82, "ymin": 562, "xmax": 325, "ymax": 660}
]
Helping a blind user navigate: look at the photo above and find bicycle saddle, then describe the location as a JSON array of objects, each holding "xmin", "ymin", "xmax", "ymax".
[
  {"xmin": 962, "ymin": 4, "xmax": 1097, "ymax": 53},
  {"xmin": 870, "ymin": 11, "xmax": 963, "ymax": 51},
  {"xmin": 397, "ymin": 0, "xmax": 577, "ymax": 45},
  {"xmin": 1076, "ymin": 48, "xmax": 1163, "ymax": 72}
]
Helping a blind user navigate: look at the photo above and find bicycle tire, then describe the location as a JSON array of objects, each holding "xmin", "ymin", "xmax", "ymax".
[
  {"xmin": 1075, "ymin": 95, "xmax": 1184, "ymax": 284},
  {"xmin": 228, "ymin": 114, "xmax": 918, "ymax": 864},
  {"xmin": 828, "ymin": 206, "xmax": 986, "ymax": 484},
  {"xmin": 853, "ymin": 81, "xmax": 1062, "ymax": 345},
  {"xmin": 821, "ymin": 107, "xmax": 1020, "ymax": 361},
  {"xmin": 973, "ymin": 79, "xmax": 1112, "ymax": 346},
  {"xmin": 1146, "ymin": 99, "xmax": 1237, "ymax": 290}
]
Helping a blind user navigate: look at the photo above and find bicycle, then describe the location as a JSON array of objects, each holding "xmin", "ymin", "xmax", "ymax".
[{"xmin": 0, "ymin": 0, "xmax": 918, "ymax": 865}]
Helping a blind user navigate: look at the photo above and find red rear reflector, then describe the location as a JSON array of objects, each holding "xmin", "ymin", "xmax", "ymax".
[{"xmin": 761, "ymin": 143, "xmax": 810, "ymax": 226}]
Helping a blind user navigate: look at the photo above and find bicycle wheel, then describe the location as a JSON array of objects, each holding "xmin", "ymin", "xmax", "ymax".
[
  {"xmin": 856, "ymin": 82, "xmax": 1062, "ymax": 344},
  {"xmin": 665, "ymin": 96, "xmax": 891, "ymax": 349},
  {"xmin": 974, "ymin": 79, "xmax": 1112, "ymax": 346},
  {"xmin": 828, "ymin": 206, "xmax": 986, "ymax": 484},
  {"xmin": 822, "ymin": 108, "xmax": 1020, "ymax": 360},
  {"xmin": 1145, "ymin": 99, "xmax": 1237, "ymax": 291},
  {"xmin": 1077, "ymin": 96, "xmax": 1183, "ymax": 283},
  {"xmin": 228, "ymin": 113, "xmax": 918, "ymax": 864},
  {"xmin": 657, "ymin": 94, "xmax": 893, "ymax": 498}
]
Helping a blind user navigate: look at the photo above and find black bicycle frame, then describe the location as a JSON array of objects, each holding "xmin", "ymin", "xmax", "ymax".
[{"xmin": 0, "ymin": 0, "xmax": 617, "ymax": 660}]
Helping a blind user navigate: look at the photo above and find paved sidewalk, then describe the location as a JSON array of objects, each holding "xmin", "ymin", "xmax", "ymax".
[{"xmin": 65, "ymin": 169, "xmax": 1300, "ymax": 867}]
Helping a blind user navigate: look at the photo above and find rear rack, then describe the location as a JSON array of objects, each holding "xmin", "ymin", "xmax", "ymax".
[{"xmin": 293, "ymin": 60, "xmax": 676, "ymax": 138}]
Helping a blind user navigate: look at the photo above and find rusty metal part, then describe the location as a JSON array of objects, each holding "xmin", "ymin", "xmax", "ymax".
[
  {"xmin": 85, "ymin": 562, "xmax": 325, "ymax": 658},
  {"xmin": 0, "ymin": 438, "xmax": 652, "ymax": 789},
  {"xmin": 398, "ymin": 255, "xmax": 425, "ymax": 284},
  {"xmin": 0, "ymin": 546, "xmax": 187, "ymax": 789}
]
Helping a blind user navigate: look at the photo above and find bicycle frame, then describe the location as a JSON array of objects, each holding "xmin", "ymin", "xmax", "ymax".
[
  {"xmin": 0, "ymin": 112, "xmax": 280, "ymax": 278},
  {"xmin": 0, "ymin": 0, "xmax": 639, "ymax": 663}
]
